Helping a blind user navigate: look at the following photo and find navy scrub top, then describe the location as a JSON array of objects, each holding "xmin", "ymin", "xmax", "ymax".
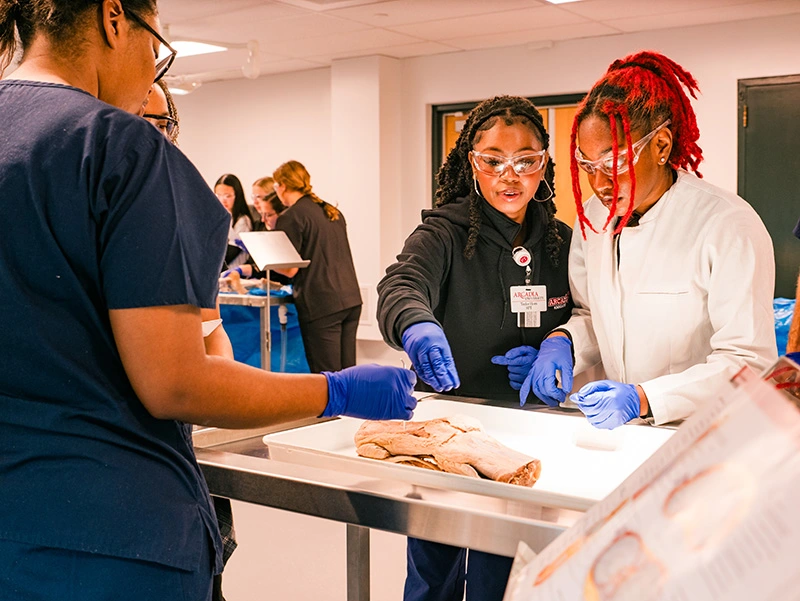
[{"xmin": 0, "ymin": 81, "xmax": 229, "ymax": 572}]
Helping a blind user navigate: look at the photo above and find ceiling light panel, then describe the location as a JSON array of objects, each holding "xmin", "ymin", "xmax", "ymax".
[{"xmin": 168, "ymin": 41, "xmax": 227, "ymax": 59}]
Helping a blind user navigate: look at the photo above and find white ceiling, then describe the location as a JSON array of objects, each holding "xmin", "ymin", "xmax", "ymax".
[{"xmin": 158, "ymin": 0, "xmax": 800, "ymax": 84}]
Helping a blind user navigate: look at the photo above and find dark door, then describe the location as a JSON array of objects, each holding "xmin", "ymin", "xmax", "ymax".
[{"xmin": 738, "ymin": 75, "xmax": 800, "ymax": 298}]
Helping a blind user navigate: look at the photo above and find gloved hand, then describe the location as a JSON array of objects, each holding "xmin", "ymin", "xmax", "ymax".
[
  {"xmin": 519, "ymin": 336, "xmax": 574, "ymax": 407},
  {"xmin": 570, "ymin": 380, "xmax": 641, "ymax": 430},
  {"xmin": 221, "ymin": 266, "xmax": 244, "ymax": 278},
  {"xmin": 401, "ymin": 322, "xmax": 460, "ymax": 392},
  {"xmin": 321, "ymin": 364, "xmax": 418, "ymax": 420},
  {"xmin": 491, "ymin": 346, "xmax": 538, "ymax": 391}
]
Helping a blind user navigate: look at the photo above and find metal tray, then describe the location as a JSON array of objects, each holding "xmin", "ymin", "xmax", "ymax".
[{"xmin": 263, "ymin": 399, "xmax": 674, "ymax": 512}]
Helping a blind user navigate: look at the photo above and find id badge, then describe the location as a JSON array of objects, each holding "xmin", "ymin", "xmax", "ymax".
[{"xmin": 510, "ymin": 285, "xmax": 547, "ymax": 328}]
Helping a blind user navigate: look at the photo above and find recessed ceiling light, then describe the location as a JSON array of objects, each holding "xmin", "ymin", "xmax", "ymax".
[
  {"xmin": 160, "ymin": 41, "xmax": 227, "ymax": 61},
  {"xmin": 167, "ymin": 80, "xmax": 202, "ymax": 96},
  {"xmin": 545, "ymin": 0, "xmax": 583, "ymax": 4}
]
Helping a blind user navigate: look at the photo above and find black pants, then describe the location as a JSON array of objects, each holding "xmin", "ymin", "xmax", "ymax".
[
  {"xmin": 404, "ymin": 538, "xmax": 513, "ymax": 601},
  {"xmin": 298, "ymin": 305, "xmax": 361, "ymax": 372}
]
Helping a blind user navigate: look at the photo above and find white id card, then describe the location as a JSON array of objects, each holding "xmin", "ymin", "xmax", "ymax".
[
  {"xmin": 510, "ymin": 285, "xmax": 547, "ymax": 328},
  {"xmin": 510, "ymin": 286, "xmax": 547, "ymax": 312}
]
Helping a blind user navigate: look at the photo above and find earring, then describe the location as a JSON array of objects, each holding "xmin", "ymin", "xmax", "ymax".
[
  {"xmin": 659, "ymin": 157, "xmax": 667, "ymax": 164},
  {"xmin": 473, "ymin": 176, "xmax": 484, "ymax": 199},
  {"xmin": 533, "ymin": 179, "xmax": 554, "ymax": 203}
]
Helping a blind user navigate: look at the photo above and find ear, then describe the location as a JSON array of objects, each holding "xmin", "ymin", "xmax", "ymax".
[
  {"xmin": 653, "ymin": 127, "xmax": 673, "ymax": 165},
  {"xmin": 100, "ymin": 0, "xmax": 126, "ymax": 49},
  {"xmin": 467, "ymin": 151, "xmax": 479, "ymax": 179}
]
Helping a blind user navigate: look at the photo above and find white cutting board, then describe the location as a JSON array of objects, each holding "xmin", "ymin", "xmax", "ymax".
[{"xmin": 263, "ymin": 399, "xmax": 674, "ymax": 509}]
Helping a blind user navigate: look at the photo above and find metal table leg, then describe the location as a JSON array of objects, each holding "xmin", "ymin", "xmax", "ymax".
[
  {"xmin": 260, "ymin": 269, "xmax": 271, "ymax": 371},
  {"xmin": 346, "ymin": 524, "xmax": 370, "ymax": 601}
]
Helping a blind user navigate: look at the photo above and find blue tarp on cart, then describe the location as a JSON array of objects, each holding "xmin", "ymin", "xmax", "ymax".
[{"xmin": 219, "ymin": 301, "xmax": 309, "ymax": 373}]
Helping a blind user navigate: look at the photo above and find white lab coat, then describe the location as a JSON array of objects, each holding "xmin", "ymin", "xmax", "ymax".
[{"xmin": 563, "ymin": 170, "xmax": 777, "ymax": 425}]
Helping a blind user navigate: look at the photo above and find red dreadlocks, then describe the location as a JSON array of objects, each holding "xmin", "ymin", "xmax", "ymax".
[{"xmin": 571, "ymin": 51, "xmax": 704, "ymax": 237}]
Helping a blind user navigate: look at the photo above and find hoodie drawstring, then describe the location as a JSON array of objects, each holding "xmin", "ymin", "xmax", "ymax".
[{"xmin": 498, "ymin": 251, "xmax": 508, "ymax": 329}]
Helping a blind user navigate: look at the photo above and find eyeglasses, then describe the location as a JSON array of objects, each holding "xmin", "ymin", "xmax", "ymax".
[
  {"xmin": 470, "ymin": 149, "xmax": 548, "ymax": 177},
  {"xmin": 216, "ymin": 193, "xmax": 235, "ymax": 201},
  {"xmin": 142, "ymin": 113, "xmax": 177, "ymax": 136},
  {"xmin": 575, "ymin": 119, "xmax": 671, "ymax": 177},
  {"xmin": 252, "ymin": 194, "xmax": 270, "ymax": 202},
  {"xmin": 125, "ymin": 9, "xmax": 177, "ymax": 83}
]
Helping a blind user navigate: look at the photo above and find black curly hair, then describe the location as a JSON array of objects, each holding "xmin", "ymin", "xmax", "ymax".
[{"xmin": 435, "ymin": 95, "xmax": 563, "ymax": 263}]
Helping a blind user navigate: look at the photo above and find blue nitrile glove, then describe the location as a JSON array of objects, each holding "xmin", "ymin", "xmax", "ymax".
[
  {"xmin": 221, "ymin": 266, "xmax": 243, "ymax": 278},
  {"xmin": 401, "ymin": 322, "xmax": 460, "ymax": 392},
  {"xmin": 519, "ymin": 336, "xmax": 574, "ymax": 407},
  {"xmin": 491, "ymin": 346, "xmax": 538, "ymax": 391},
  {"xmin": 321, "ymin": 364, "xmax": 418, "ymax": 420},
  {"xmin": 570, "ymin": 380, "xmax": 641, "ymax": 430}
]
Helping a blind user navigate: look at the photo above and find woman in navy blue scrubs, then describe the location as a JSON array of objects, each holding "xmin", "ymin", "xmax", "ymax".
[{"xmin": 0, "ymin": 2, "xmax": 417, "ymax": 599}]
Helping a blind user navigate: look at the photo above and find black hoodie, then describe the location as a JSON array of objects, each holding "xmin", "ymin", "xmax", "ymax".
[{"xmin": 377, "ymin": 196, "xmax": 573, "ymax": 402}]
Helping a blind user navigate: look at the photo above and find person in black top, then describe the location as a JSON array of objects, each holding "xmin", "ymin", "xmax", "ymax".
[
  {"xmin": 224, "ymin": 188, "xmax": 293, "ymax": 285},
  {"xmin": 273, "ymin": 160, "xmax": 363, "ymax": 372},
  {"xmin": 377, "ymin": 96, "xmax": 573, "ymax": 601},
  {"xmin": 252, "ymin": 176, "xmax": 282, "ymax": 231}
]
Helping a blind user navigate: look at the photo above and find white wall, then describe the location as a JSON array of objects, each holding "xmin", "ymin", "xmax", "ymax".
[
  {"xmin": 176, "ymin": 12, "xmax": 800, "ymax": 369},
  {"xmin": 177, "ymin": 67, "xmax": 333, "ymax": 199},
  {"xmin": 397, "ymin": 13, "xmax": 800, "ymax": 236},
  {"xmin": 178, "ymin": 20, "xmax": 800, "ymax": 599}
]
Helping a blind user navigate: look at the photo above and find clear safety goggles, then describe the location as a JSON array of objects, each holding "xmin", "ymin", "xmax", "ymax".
[
  {"xmin": 470, "ymin": 149, "xmax": 548, "ymax": 177},
  {"xmin": 142, "ymin": 114, "xmax": 177, "ymax": 136},
  {"xmin": 574, "ymin": 119, "xmax": 671, "ymax": 177}
]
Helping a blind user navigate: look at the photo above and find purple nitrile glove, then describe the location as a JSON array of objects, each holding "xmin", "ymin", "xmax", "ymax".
[
  {"xmin": 321, "ymin": 364, "xmax": 418, "ymax": 420},
  {"xmin": 401, "ymin": 322, "xmax": 460, "ymax": 392},
  {"xmin": 519, "ymin": 336, "xmax": 574, "ymax": 407},
  {"xmin": 570, "ymin": 380, "xmax": 641, "ymax": 430},
  {"xmin": 491, "ymin": 345, "xmax": 538, "ymax": 391},
  {"xmin": 221, "ymin": 266, "xmax": 243, "ymax": 278}
]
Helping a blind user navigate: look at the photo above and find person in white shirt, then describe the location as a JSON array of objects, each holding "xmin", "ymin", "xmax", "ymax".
[{"xmin": 522, "ymin": 50, "xmax": 777, "ymax": 428}]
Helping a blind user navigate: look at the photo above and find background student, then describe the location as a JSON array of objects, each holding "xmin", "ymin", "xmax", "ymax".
[{"xmin": 272, "ymin": 160, "xmax": 363, "ymax": 372}]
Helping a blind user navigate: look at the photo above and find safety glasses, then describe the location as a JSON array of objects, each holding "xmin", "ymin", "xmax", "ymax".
[
  {"xmin": 470, "ymin": 149, "xmax": 548, "ymax": 177},
  {"xmin": 126, "ymin": 9, "xmax": 177, "ymax": 83},
  {"xmin": 575, "ymin": 119, "xmax": 671, "ymax": 177},
  {"xmin": 142, "ymin": 113, "xmax": 177, "ymax": 136}
]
